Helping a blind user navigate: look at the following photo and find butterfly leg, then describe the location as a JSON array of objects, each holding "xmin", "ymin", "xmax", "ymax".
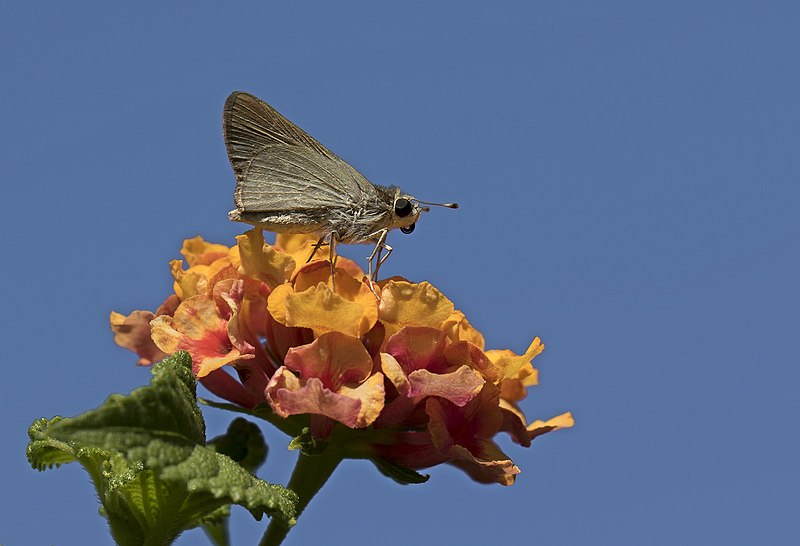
[
  {"xmin": 366, "ymin": 229, "xmax": 389, "ymax": 297},
  {"xmin": 306, "ymin": 235, "xmax": 329, "ymax": 263},
  {"xmin": 366, "ymin": 229, "xmax": 388, "ymax": 280},
  {"xmin": 374, "ymin": 243, "xmax": 393, "ymax": 280},
  {"xmin": 329, "ymin": 231, "xmax": 339, "ymax": 292}
]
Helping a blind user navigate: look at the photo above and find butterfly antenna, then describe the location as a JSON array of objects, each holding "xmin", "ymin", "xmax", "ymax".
[{"xmin": 416, "ymin": 200, "xmax": 459, "ymax": 210}]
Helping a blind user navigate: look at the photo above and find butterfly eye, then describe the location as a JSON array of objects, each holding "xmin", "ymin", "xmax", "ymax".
[
  {"xmin": 395, "ymin": 198, "xmax": 413, "ymax": 217},
  {"xmin": 401, "ymin": 223, "xmax": 415, "ymax": 234}
]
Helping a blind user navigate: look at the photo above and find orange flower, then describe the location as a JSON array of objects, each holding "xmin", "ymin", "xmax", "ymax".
[{"xmin": 111, "ymin": 229, "xmax": 572, "ymax": 486}]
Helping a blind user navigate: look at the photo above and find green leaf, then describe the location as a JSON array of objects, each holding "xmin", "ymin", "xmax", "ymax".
[
  {"xmin": 370, "ymin": 458, "xmax": 430, "ymax": 485},
  {"xmin": 202, "ymin": 417, "xmax": 269, "ymax": 546},
  {"xmin": 27, "ymin": 352, "xmax": 297, "ymax": 546}
]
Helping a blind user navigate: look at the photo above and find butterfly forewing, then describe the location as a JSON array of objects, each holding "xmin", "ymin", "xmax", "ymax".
[
  {"xmin": 224, "ymin": 92, "xmax": 382, "ymax": 229},
  {"xmin": 224, "ymin": 92, "xmax": 336, "ymax": 177}
]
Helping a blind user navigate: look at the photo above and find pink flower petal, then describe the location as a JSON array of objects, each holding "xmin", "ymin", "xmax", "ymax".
[
  {"xmin": 268, "ymin": 370, "xmax": 362, "ymax": 427},
  {"xmin": 406, "ymin": 365, "xmax": 484, "ymax": 407},
  {"xmin": 109, "ymin": 310, "xmax": 166, "ymax": 366},
  {"xmin": 284, "ymin": 332, "xmax": 373, "ymax": 390},
  {"xmin": 265, "ymin": 367, "xmax": 385, "ymax": 428},
  {"xmin": 385, "ymin": 327, "xmax": 448, "ymax": 374}
]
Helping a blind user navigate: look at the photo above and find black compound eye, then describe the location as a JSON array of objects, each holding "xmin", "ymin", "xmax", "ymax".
[
  {"xmin": 401, "ymin": 223, "xmax": 415, "ymax": 234},
  {"xmin": 394, "ymin": 198, "xmax": 413, "ymax": 217}
]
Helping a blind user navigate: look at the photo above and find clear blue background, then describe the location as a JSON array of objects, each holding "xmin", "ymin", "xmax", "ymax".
[{"xmin": 3, "ymin": 2, "xmax": 798, "ymax": 545}]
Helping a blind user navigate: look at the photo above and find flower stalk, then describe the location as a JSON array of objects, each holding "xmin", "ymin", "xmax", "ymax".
[{"xmin": 259, "ymin": 448, "xmax": 343, "ymax": 546}]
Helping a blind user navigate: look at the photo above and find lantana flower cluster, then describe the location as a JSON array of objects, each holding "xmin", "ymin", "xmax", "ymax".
[{"xmin": 111, "ymin": 230, "xmax": 572, "ymax": 485}]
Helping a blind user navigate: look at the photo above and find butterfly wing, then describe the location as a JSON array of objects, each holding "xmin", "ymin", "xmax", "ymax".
[
  {"xmin": 223, "ymin": 92, "xmax": 379, "ymax": 229},
  {"xmin": 224, "ymin": 91, "xmax": 335, "ymax": 173},
  {"xmin": 231, "ymin": 146, "xmax": 385, "ymax": 234}
]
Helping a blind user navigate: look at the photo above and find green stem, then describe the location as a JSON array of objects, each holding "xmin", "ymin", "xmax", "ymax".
[{"xmin": 259, "ymin": 448, "xmax": 342, "ymax": 546}]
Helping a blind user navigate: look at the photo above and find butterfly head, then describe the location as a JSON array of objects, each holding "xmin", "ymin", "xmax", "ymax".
[
  {"xmin": 391, "ymin": 194, "xmax": 422, "ymax": 234},
  {"xmin": 390, "ymin": 190, "xmax": 459, "ymax": 235}
]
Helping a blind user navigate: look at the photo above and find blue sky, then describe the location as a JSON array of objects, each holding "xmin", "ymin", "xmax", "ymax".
[{"xmin": 3, "ymin": 2, "xmax": 798, "ymax": 544}]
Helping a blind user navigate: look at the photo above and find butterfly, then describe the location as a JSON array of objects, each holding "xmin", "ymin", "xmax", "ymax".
[{"xmin": 223, "ymin": 91, "xmax": 457, "ymax": 284}]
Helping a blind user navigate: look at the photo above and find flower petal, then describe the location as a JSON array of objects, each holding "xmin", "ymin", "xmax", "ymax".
[
  {"xmin": 385, "ymin": 327, "xmax": 448, "ymax": 373},
  {"xmin": 444, "ymin": 341, "xmax": 502, "ymax": 383},
  {"xmin": 235, "ymin": 229, "xmax": 295, "ymax": 289},
  {"xmin": 380, "ymin": 352, "xmax": 410, "ymax": 395},
  {"xmin": 500, "ymin": 402, "xmax": 575, "ymax": 447},
  {"xmin": 527, "ymin": 412, "xmax": 575, "ymax": 441},
  {"xmin": 275, "ymin": 233, "xmax": 324, "ymax": 266},
  {"xmin": 180, "ymin": 236, "xmax": 230, "ymax": 266},
  {"xmin": 447, "ymin": 444, "xmax": 521, "ymax": 486},
  {"xmin": 292, "ymin": 262, "xmax": 378, "ymax": 335},
  {"xmin": 425, "ymin": 387, "xmax": 521, "ymax": 485},
  {"xmin": 170, "ymin": 259, "xmax": 207, "ymax": 299},
  {"xmin": 150, "ymin": 294, "xmax": 253, "ymax": 377},
  {"xmin": 284, "ymin": 332, "xmax": 374, "ymax": 389},
  {"xmin": 275, "ymin": 234, "xmax": 365, "ymax": 278},
  {"xmin": 442, "ymin": 311, "xmax": 486, "ymax": 350},
  {"xmin": 486, "ymin": 337, "xmax": 543, "ymax": 386},
  {"xmin": 267, "ymin": 370, "xmax": 358, "ymax": 425},
  {"xmin": 339, "ymin": 372, "xmax": 386, "ymax": 428},
  {"xmin": 270, "ymin": 282, "xmax": 372, "ymax": 338},
  {"xmin": 379, "ymin": 281, "xmax": 455, "ymax": 340},
  {"xmin": 109, "ymin": 310, "xmax": 166, "ymax": 366},
  {"xmin": 407, "ymin": 365, "xmax": 484, "ymax": 407},
  {"xmin": 266, "ymin": 367, "xmax": 384, "ymax": 428}
]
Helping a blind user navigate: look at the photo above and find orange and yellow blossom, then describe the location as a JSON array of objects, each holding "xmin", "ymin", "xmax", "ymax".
[{"xmin": 111, "ymin": 229, "xmax": 572, "ymax": 485}]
